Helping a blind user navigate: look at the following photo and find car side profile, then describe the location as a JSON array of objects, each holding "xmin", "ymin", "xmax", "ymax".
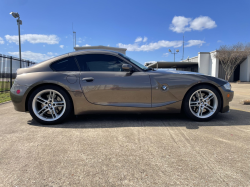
[{"xmin": 10, "ymin": 49, "xmax": 234, "ymax": 124}]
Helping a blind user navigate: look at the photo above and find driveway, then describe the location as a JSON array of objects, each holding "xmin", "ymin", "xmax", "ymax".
[{"xmin": 0, "ymin": 84, "xmax": 250, "ymax": 186}]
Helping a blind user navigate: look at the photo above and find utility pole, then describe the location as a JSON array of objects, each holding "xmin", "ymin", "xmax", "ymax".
[
  {"xmin": 182, "ymin": 35, "xmax": 184, "ymax": 60},
  {"xmin": 18, "ymin": 17, "xmax": 22, "ymax": 67},
  {"xmin": 10, "ymin": 12, "xmax": 22, "ymax": 68},
  {"xmin": 168, "ymin": 49, "xmax": 179, "ymax": 62}
]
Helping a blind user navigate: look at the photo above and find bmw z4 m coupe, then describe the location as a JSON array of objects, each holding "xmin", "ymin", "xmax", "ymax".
[{"xmin": 10, "ymin": 49, "xmax": 234, "ymax": 124}]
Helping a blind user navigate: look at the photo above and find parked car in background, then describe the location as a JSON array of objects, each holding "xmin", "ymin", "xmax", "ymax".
[{"xmin": 10, "ymin": 50, "xmax": 234, "ymax": 124}]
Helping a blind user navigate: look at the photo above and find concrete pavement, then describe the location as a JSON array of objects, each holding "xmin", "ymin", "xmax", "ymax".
[
  {"xmin": 0, "ymin": 100, "xmax": 250, "ymax": 186},
  {"xmin": 0, "ymin": 83, "xmax": 250, "ymax": 186},
  {"xmin": 230, "ymin": 83, "xmax": 250, "ymax": 112}
]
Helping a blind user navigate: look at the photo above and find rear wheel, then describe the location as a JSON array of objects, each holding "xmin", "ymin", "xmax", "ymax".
[
  {"xmin": 28, "ymin": 85, "xmax": 72, "ymax": 125},
  {"xmin": 183, "ymin": 85, "xmax": 221, "ymax": 121}
]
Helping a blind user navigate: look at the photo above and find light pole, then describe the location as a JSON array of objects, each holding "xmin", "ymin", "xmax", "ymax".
[
  {"xmin": 168, "ymin": 49, "xmax": 179, "ymax": 62},
  {"xmin": 10, "ymin": 12, "xmax": 22, "ymax": 68}
]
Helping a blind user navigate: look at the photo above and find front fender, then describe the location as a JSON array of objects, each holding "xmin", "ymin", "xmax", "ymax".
[{"xmin": 149, "ymin": 73, "xmax": 223, "ymax": 105}]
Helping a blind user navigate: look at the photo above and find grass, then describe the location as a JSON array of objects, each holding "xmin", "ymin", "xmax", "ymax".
[
  {"xmin": 0, "ymin": 92, "xmax": 11, "ymax": 103},
  {"xmin": 0, "ymin": 81, "xmax": 11, "ymax": 92}
]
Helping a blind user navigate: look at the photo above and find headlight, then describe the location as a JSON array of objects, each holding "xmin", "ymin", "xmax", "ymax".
[{"xmin": 223, "ymin": 82, "xmax": 231, "ymax": 90}]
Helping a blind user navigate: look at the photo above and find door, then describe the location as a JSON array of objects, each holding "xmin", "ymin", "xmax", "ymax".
[
  {"xmin": 75, "ymin": 54, "xmax": 151, "ymax": 107},
  {"xmin": 233, "ymin": 64, "xmax": 240, "ymax": 81}
]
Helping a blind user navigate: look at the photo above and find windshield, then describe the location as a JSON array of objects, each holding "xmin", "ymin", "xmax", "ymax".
[{"xmin": 118, "ymin": 53, "xmax": 149, "ymax": 70}]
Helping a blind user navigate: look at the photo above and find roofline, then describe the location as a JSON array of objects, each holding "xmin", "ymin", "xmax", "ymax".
[
  {"xmin": 185, "ymin": 50, "xmax": 218, "ymax": 59},
  {"xmin": 68, "ymin": 49, "xmax": 125, "ymax": 56},
  {"xmin": 181, "ymin": 56, "xmax": 198, "ymax": 62},
  {"xmin": 198, "ymin": 50, "xmax": 218, "ymax": 54},
  {"xmin": 74, "ymin": 46, "xmax": 127, "ymax": 51},
  {"xmin": 198, "ymin": 52, "xmax": 210, "ymax": 54}
]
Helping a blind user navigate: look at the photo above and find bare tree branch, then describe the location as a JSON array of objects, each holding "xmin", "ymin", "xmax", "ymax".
[{"xmin": 214, "ymin": 42, "xmax": 250, "ymax": 81}]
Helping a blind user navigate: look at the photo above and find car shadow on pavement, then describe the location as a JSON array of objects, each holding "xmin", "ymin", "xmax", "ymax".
[{"xmin": 27, "ymin": 109, "xmax": 250, "ymax": 130}]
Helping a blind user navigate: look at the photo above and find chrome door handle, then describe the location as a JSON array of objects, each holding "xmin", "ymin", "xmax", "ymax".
[{"xmin": 82, "ymin": 77, "xmax": 94, "ymax": 82}]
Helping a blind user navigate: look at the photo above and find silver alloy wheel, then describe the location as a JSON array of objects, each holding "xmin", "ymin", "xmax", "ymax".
[
  {"xmin": 32, "ymin": 89, "xmax": 66, "ymax": 122},
  {"xmin": 189, "ymin": 89, "xmax": 218, "ymax": 119}
]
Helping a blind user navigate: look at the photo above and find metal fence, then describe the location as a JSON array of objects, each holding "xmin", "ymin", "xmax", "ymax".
[{"xmin": 0, "ymin": 54, "xmax": 36, "ymax": 93}]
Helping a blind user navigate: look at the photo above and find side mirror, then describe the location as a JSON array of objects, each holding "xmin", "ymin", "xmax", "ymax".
[{"xmin": 122, "ymin": 64, "xmax": 133, "ymax": 72}]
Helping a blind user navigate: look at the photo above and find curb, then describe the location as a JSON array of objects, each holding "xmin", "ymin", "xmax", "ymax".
[
  {"xmin": 0, "ymin": 100, "xmax": 12, "ymax": 105},
  {"xmin": 230, "ymin": 82, "xmax": 250, "ymax": 84},
  {"xmin": 231, "ymin": 108, "xmax": 250, "ymax": 113}
]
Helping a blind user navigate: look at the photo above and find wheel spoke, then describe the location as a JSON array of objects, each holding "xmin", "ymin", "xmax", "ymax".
[
  {"xmin": 39, "ymin": 108, "xmax": 49, "ymax": 116},
  {"xmin": 204, "ymin": 93, "xmax": 212, "ymax": 100},
  {"xmin": 37, "ymin": 106, "xmax": 46, "ymax": 114},
  {"xmin": 195, "ymin": 92, "xmax": 199, "ymax": 100},
  {"xmin": 54, "ymin": 101, "xmax": 65, "ymax": 107},
  {"xmin": 37, "ymin": 97, "xmax": 47, "ymax": 104},
  {"xmin": 49, "ymin": 109, "xmax": 54, "ymax": 118},
  {"xmin": 200, "ymin": 107, "xmax": 204, "ymax": 116},
  {"xmin": 199, "ymin": 91, "xmax": 203, "ymax": 99},
  {"xmin": 204, "ymin": 93, "xmax": 214, "ymax": 101},
  {"xmin": 197, "ymin": 106, "xmax": 201, "ymax": 117},
  {"xmin": 49, "ymin": 91, "xmax": 53, "ymax": 100},
  {"xmin": 52, "ymin": 107, "xmax": 58, "ymax": 118},
  {"xmin": 205, "ymin": 106, "xmax": 212, "ymax": 112},
  {"xmin": 53, "ymin": 92, "xmax": 56, "ymax": 102},
  {"xmin": 190, "ymin": 101, "xmax": 199, "ymax": 106},
  {"xmin": 206, "ymin": 104, "xmax": 214, "ymax": 111}
]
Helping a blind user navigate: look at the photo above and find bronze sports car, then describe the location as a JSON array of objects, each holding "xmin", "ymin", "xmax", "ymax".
[{"xmin": 10, "ymin": 49, "xmax": 234, "ymax": 124}]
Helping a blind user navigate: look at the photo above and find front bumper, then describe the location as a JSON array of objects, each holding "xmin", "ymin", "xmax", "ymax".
[{"xmin": 218, "ymin": 86, "xmax": 234, "ymax": 113}]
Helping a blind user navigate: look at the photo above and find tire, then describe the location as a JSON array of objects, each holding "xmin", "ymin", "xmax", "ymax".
[
  {"xmin": 28, "ymin": 85, "xmax": 73, "ymax": 125},
  {"xmin": 183, "ymin": 85, "xmax": 222, "ymax": 121}
]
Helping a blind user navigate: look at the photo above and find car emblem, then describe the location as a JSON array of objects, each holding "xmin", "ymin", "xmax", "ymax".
[{"xmin": 162, "ymin": 85, "xmax": 167, "ymax": 90}]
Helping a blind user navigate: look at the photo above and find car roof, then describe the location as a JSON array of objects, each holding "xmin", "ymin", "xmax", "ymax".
[
  {"xmin": 19, "ymin": 49, "xmax": 126, "ymax": 73},
  {"xmin": 69, "ymin": 49, "xmax": 123, "ymax": 56}
]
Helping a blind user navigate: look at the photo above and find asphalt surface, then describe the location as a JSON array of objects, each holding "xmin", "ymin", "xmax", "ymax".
[{"xmin": 0, "ymin": 84, "xmax": 250, "ymax": 186}]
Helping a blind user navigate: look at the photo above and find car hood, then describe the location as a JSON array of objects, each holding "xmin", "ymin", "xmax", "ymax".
[
  {"xmin": 149, "ymin": 69, "xmax": 202, "ymax": 75},
  {"xmin": 147, "ymin": 69, "xmax": 228, "ymax": 86}
]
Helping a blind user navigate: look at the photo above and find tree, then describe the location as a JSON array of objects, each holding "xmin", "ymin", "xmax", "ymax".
[{"xmin": 214, "ymin": 42, "xmax": 250, "ymax": 81}]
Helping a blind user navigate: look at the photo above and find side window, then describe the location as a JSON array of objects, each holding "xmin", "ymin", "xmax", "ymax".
[
  {"xmin": 75, "ymin": 54, "xmax": 129, "ymax": 72},
  {"xmin": 50, "ymin": 57, "xmax": 79, "ymax": 71}
]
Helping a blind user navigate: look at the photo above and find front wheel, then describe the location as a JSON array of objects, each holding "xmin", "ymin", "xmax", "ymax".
[
  {"xmin": 28, "ymin": 85, "xmax": 73, "ymax": 125},
  {"xmin": 183, "ymin": 85, "xmax": 222, "ymax": 121}
]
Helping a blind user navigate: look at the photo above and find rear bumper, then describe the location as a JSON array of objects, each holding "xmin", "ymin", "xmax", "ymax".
[
  {"xmin": 10, "ymin": 84, "xmax": 30, "ymax": 112},
  {"xmin": 218, "ymin": 86, "xmax": 234, "ymax": 113}
]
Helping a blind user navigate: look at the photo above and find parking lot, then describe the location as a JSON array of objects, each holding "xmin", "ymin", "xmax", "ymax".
[{"xmin": 0, "ymin": 83, "xmax": 250, "ymax": 186}]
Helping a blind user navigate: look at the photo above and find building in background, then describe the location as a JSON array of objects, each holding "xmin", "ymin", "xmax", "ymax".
[
  {"xmin": 74, "ymin": 45, "xmax": 127, "ymax": 55},
  {"xmin": 145, "ymin": 50, "xmax": 250, "ymax": 82}
]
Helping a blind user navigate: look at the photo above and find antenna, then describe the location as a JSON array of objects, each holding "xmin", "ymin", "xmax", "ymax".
[
  {"xmin": 72, "ymin": 23, "xmax": 76, "ymax": 50},
  {"xmin": 74, "ymin": 32, "xmax": 76, "ymax": 48},
  {"xmin": 181, "ymin": 35, "xmax": 184, "ymax": 60}
]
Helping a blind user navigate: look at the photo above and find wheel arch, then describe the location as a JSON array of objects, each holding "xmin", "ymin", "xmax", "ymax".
[
  {"xmin": 25, "ymin": 83, "xmax": 74, "ymax": 114},
  {"xmin": 181, "ymin": 83, "xmax": 223, "ymax": 112}
]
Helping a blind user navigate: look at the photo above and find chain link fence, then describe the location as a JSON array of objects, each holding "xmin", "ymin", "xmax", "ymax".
[{"xmin": 0, "ymin": 54, "xmax": 36, "ymax": 93}]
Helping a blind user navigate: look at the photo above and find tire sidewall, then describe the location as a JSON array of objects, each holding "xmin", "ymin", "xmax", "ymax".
[
  {"xmin": 28, "ymin": 85, "xmax": 72, "ymax": 125},
  {"xmin": 183, "ymin": 85, "xmax": 222, "ymax": 121}
]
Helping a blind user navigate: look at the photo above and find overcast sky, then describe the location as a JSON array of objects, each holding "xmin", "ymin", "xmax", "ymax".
[{"xmin": 0, "ymin": 0, "xmax": 250, "ymax": 64}]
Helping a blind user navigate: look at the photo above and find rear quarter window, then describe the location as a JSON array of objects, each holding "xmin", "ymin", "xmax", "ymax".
[{"xmin": 50, "ymin": 57, "xmax": 79, "ymax": 71}]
